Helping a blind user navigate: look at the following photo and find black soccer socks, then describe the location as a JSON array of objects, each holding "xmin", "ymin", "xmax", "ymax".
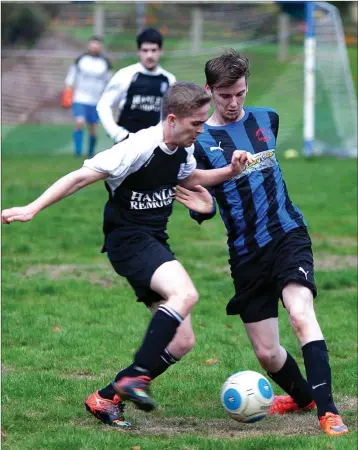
[
  {"xmin": 98, "ymin": 306, "xmax": 183, "ymax": 400},
  {"xmin": 133, "ymin": 305, "xmax": 183, "ymax": 377},
  {"xmin": 302, "ymin": 340, "xmax": 338, "ymax": 417},
  {"xmin": 268, "ymin": 350, "xmax": 313, "ymax": 407}
]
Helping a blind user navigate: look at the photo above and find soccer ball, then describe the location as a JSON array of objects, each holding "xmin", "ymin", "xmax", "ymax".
[{"xmin": 221, "ymin": 370, "xmax": 274, "ymax": 423}]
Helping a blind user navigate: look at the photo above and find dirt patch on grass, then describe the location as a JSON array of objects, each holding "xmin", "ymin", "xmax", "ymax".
[
  {"xmin": 22, "ymin": 264, "xmax": 122, "ymax": 288},
  {"xmin": 315, "ymin": 254, "xmax": 357, "ymax": 271},
  {"xmin": 1, "ymin": 365, "xmax": 16, "ymax": 375},
  {"xmin": 194, "ymin": 254, "xmax": 357, "ymax": 274},
  {"xmin": 74, "ymin": 397, "xmax": 357, "ymax": 438}
]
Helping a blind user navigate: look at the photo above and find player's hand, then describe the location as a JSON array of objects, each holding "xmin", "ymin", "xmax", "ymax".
[
  {"xmin": 175, "ymin": 185, "xmax": 214, "ymax": 214},
  {"xmin": 1, "ymin": 206, "xmax": 35, "ymax": 224},
  {"xmin": 230, "ymin": 150, "xmax": 254, "ymax": 175}
]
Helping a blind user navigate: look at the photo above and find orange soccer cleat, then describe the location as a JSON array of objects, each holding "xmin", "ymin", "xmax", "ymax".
[
  {"xmin": 319, "ymin": 412, "xmax": 348, "ymax": 436},
  {"xmin": 269, "ymin": 395, "xmax": 316, "ymax": 415},
  {"xmin": 85, "ymin": 390, "xmax": 133, "ymax": 430},
  {"xmin": 113, "ymin": 375, "xmax": 155, "ymax": 412}
]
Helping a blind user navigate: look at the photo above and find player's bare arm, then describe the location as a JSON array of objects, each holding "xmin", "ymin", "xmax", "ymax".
[
  {"xmin": 180, "ymin": 150, "xmax": 253, "ymax": 190},
  {"xmin": 175, "ymin": 185, "xmax": 213, "ymax": 214},
  {"xmin": 1, "ymin": 167, "xmax": 108, "ymax": 224}
]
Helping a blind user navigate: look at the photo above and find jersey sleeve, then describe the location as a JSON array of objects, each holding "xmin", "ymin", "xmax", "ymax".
[
  {"xmin": 177, "ymin": 146, "xmax": 197, "ymax": 180},
  {"xmin": 272, "ymin": 111, "xmax": 279, "ymax": 140},
  {"xmin": 267, "ymin": 108, "xmax": 279, "ymax": 140},
  {"xmin": 65, "ymin": 64, "xmax": 77, "ymax": 87},
  {"xmin": 83, "ymin": 137, "xmax": 141, "ymax": 178},
  {"xmin": 168, "ymin": 72, "xmax": 176, "ymax": 86},
  {"xmin": 189, "ymin": 142, "xmax": 217, "ymax": 224},
  {"xmin": 96, "ymin": 69, "xmax": 131, "ymax": 142}
]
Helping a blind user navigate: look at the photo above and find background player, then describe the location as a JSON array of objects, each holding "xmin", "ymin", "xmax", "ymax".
[
  {"xmin": 2, "ymin": 82, "xmax": 253, "ymax": 430},
  {"xmin": 64, "ymin": 36, "xmax": 112, "ymax": 157},
  {"xmin": 97, "ymin": 28, "xmax": 176, "ymax": 143},
  {"xmin": 175, "ymin": 50, "xmax": 348, "ymax": 437}
]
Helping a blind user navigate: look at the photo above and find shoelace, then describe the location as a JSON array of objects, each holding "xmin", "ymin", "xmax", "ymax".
[{"xmin": 324, "ymin": 413, "xmax": 343, "ymax": 428}]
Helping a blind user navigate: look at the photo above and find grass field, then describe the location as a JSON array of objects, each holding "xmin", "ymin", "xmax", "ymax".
[
  {"xmin": 2, "ymin": 115, "xmax": 357, "ymax": 450},
  {"xmin": 2, "ymin": 32, "xmax": 358, "ymax": 450}
]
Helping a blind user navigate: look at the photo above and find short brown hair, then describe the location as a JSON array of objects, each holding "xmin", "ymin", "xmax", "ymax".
[
  {"xmin": 162, "ymin": 82, "xmax": 211, "ymax": 119},
  {"xmin": 205, "ymin": 49, "xmax": 250, "ymax": 89}
]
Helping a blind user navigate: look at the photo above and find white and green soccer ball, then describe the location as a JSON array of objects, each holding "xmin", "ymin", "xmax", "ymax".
[{"xmin": 221, "ymin": 370, "xmax": 274, "ymax": 423}]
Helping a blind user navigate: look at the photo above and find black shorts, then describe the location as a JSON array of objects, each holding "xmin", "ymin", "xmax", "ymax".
[
  {"xmin": 106, "ymin": 229, "xmax": 176, "ymax": 306},
  {"xmin": 227, "ymin": 226, "xmax": 317, "ymax": 323}
]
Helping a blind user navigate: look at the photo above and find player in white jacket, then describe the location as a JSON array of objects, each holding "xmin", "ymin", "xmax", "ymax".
[{"xmin": 97, "ymin": 28, "xmax": 176, "ymax": 144}]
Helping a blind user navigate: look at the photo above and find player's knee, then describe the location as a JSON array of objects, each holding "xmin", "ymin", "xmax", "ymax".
[
  {"xmin": 75, "ymin": 119, "xmax": 85, "ymax": 129},
  {"xmin": 181, "ymin": 289, "xmax": 199, "ymax": 310},
  {"xmin": 255, "ymin": 347, "xmax": 280, "ymax": 371}
]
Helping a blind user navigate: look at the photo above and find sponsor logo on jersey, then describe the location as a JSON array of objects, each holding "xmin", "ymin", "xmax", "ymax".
[
  {"xmin": 231, "ymin": 149, "xmax": 276, "ymax": 180},
  {"xmin": 130, "ymin": 187, "xmax": 176, "ymax": 210},
  {"xmin": 256, "ymin": 128, "xmax": 272, "ymax": 142},
  {"xmin": 131, "ymin": 95, "xmax": 162, "ymax": 112}
]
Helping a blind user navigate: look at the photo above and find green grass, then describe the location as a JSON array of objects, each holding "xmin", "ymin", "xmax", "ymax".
[{"xmin": 2, "ymin": 122, "xmax": 357, "ymax": 449}]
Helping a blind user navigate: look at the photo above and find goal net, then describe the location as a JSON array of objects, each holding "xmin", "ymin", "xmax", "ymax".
[{"xmin": 306, "ymin": 2, "xmax": 357, "ymax": 157}]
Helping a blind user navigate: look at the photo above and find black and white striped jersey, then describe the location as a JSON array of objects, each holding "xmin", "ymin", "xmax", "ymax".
[
  {"xmin": 65, "ymin": 53, "xmax": 112, "ymax": 105},
  {"xmin": 83, "ymin": 122, "xmax": 195, "ymax": 237},
  {"xmin": 97, "ymin": 62, "xmax": 176, "ymax": 142}
]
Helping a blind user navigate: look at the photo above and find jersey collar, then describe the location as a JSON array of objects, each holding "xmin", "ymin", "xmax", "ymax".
[{"xmin": 138, "ymin": 62, "xmax": 163, "ymax": 76}]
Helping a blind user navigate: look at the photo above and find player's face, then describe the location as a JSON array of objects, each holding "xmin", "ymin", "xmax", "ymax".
[
  {"xmin": 138, "ymin": 43, "xmax": 162, "ymax": 70},
  {"xmin": 210, "ymin": 77, "xmax": 248, "ymax": 123},
  {"xmin": 88, "ymin": 40, "xmax": 101, "ymax": 56},
  {"xmin": 172, "ymin": 103, "xmax": 210, "ymax": 147}
]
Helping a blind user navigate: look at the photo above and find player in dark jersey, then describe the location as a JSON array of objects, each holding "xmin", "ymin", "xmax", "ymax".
[
  {"xmin": 97, "ymin": 28, "xmax": 176, "ymax": 143},
  {"xmin": 2, "ymin": 82, "xmax": 253, "ymax": 430},
  {"xmin": 176, "ymin": 50, "xmax": 348, "ymax": 437}
]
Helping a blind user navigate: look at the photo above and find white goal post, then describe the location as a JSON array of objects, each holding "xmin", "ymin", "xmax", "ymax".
[{"xmin": 304, "ymin": 1, "xmax": 357, "ymax": 157}]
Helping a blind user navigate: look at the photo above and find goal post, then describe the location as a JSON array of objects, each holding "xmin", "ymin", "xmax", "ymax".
[
  {"xmin": 304, "ymin": 1, "xmax": 357, "ymax": 157},
  {"xmin": 303, "ymin": 1, "xmax": 316, "ymax": 157}
]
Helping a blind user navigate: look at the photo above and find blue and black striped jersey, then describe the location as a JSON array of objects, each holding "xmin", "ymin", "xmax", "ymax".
[{"xmin": 192, "ymin": 107, "xmax": 306, "ymax": 259}]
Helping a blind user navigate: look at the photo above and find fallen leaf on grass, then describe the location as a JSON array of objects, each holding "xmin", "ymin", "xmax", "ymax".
[
  {"xmin": 196, "ymin": 323, "xmax": 206, "ymax": 328},
  {"xmin": 204, "ymin": 358, "xmax": 219, "ymax": 365},
  {"xmin": 52, "ymin": 326, "xmax": 61, "ymax": 332},
  {"xmin": 131, "ymin": 446, "xmax": 141, "ymax": 450},
  {"xmin": 227, "ymin": 324, "xmax": 232, "ymax": 329}
]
